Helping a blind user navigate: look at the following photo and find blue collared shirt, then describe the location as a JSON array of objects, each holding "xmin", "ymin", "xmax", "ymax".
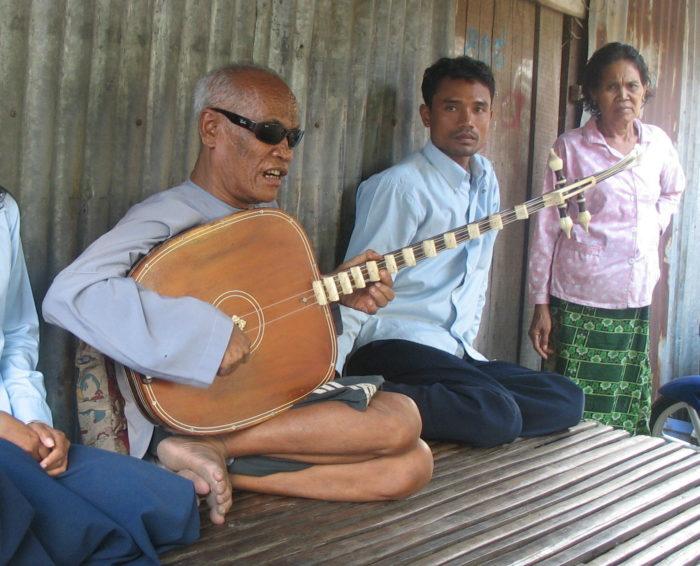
[
  {"xmin": 337, "ymin": 140, "xmax": 500, "ymax": 370},
  {"xmin": 0, "ymin": 192, "xmax": 53, "ymax": 425}
]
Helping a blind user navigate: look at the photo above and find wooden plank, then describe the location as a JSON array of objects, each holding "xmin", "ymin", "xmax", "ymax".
[
  {"xmin": 559, "ymin": 13, "xmax": 586, "ymax": 133},
  {"xmin": 394, "ymin": 0, "xmax": 423, "ymax": 163},
  {"xmin": 430, "ymin": 422, "xmax": 600, "ymax": 474},
  {"xmin": 164, "ymin": 430, "xmax": 680, "ymax": 560},
  {"xmin": 534, "ymin": 0, "xmax": 585, "ymax": 18},
  {"xmin": 590, "ymin": 504, "xmax": 700, "ymax": 564},
  {"xmin": 231, "ymin": 0, "xmax": 259, "ymax": 62},
  {"xmin": 473, "ymin": 460, "xmax": 700, "ymax": 565},
  {"xmin": 277, "ymin": 0, "xmax": 315, "ymax": 228},
  {"xmin": 540, "ymin": 490, "xmax": 700, "ymax": 565},
  {"xmin": 411, "ymin": 453, "xmax": 699, "ymax": 564},
  {"xmin": 138, "ymin": 0, "xmax": 185, "ymax": 202},
  {"xmin": 376, "ymin": 441, "xmax": 689, "ymax": 565},
  {"xmin": 454, "ymin": 0, "xmax": 468, "ymax": 54},
  {"xmin": 478, "ymin": 0, "xmax": 536, "ymax": 361},
  {"xmin": 464, "ymin": 0, "xmax": 495, "ymax": 64},
  {"xmin": 332, "ymin": 438, "xmax": 683, "ymax": 565},
  {"xmin": 383, "ymin": 0, "xmax": 407, "ymax": 167},
  {"xmin": 518, "ymin": 3, "xmax": 562, "ymax": 370},
  {"xmin": 656, "ymin": 538, "xmax": 700, "ymax": 566},
  {"xmin": 358, "ymin": 0, "xmax": 394, "ymax": 180},
  {"xmin": 614, "ymin": 519, "xmax": 700, "ymax": 565}
]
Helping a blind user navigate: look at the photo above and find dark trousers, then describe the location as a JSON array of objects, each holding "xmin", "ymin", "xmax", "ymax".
[
  {"xmin": 0, "ymin": 440, "xmax": 199, "ymax": 566},
  {"xmin": 346, "ymin": 339, "xmax": 584, "ymax": 447}
]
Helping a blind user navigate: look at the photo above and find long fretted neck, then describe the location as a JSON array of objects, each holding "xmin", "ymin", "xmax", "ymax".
[{"xmin": 311, "ymin": 147, "xmax": 639, "ymax": 306}]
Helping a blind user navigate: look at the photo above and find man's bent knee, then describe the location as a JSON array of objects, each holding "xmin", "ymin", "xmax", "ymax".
[
  {"xmin": 559, "ymin": 378, "xmax": 585, "ymax": 428},
  {"xmin": 373, "ymin": 440, "xmax": 433, "ymax": 500},
  {"xmin": 370, "ymin": 392, "xmax": 423, "ymax": 454},
  {"xmin": 434, "ymin": 393, "xmax": 522, "ymax": 447},
  {"xmin": 473, "ymin": 396, "xmax": 522, "ymax": 446}
]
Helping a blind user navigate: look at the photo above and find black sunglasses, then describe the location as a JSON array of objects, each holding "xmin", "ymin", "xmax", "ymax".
[{"xmin": 211, "ymin": 107, "xmax": 304, "ymax": 148}]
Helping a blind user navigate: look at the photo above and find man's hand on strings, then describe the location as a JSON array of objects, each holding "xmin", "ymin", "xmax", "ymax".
[
  {"xmin": 218, "ymin": 327, "xmax": 251, "ymax": 376},
  {"xmin": 335, "ymin": 250, "xmax": 395, "ymax": 314}
]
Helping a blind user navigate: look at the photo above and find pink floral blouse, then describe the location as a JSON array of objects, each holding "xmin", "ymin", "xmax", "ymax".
[{"xmin": 528, "ymin": 118, "xmax": 685, "ymax": 309}]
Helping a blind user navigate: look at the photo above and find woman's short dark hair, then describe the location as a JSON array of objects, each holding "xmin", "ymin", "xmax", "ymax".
[
  {"xmin": 421, "ymin": 56, "xmax": 496, "ymax": 107},
  {"xmin": 582, "ymin": 42, "xmax": 654, "ymax": 116}
]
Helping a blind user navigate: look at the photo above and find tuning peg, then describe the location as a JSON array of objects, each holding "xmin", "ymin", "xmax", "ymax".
[
  {"xmin": 576, "ymin": 194, "xmax": 591, "ymax": 232},
  {"xmin": 548, "ymin": 148, "xmax": 564, "ymax": 175},
  {"xmin": 558, "ymin": 206, "xmax": 573, "ymax": 238},
  {"xmin": 548, "ymin": 149, "xmax": 567, "ymax": 188}
]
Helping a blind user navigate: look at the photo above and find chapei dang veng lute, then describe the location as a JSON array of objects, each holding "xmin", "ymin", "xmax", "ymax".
[{"xmin": 125, "ymin": 147, "xmax": 641, "ymax": 435}]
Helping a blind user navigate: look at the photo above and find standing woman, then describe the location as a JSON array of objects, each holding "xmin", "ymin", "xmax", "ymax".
[
  {"xmin": 527, "ymin": 43, "xmax": 685, "ymax": 435},
  {"xmin": 0, "ymin": 187, "xmax": 200, "ymax": 564}
]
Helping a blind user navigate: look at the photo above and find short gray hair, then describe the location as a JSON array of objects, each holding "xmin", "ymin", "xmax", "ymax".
[{"xmin": 192, "ymin": 63, "xmax": 283, "ymax": 118}]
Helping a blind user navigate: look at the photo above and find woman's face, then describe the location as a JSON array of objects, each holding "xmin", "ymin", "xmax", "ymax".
[{"xmin": 592, "ymin": 59, "xmax": 647, "ymax": 125}]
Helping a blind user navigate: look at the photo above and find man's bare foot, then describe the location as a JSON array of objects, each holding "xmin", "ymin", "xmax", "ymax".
[{"xmin": 157, "ymin": 436, "xmax": 233, "ymax": 524}]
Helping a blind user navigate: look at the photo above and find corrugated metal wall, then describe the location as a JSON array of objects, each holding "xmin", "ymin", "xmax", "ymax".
[
  {"xmin": 588, "ymin": 0, "xmax": 700, "ymax": 385},
  {"xmin": 665, "ymin": 0, "xmax": 700, "ymax": 380},
  {"xmin": 0, "ymin": 0, "xmax": 456, "ymax": 434}
]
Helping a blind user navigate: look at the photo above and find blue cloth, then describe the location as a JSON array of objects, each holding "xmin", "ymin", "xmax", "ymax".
[
  {"xmin": 0, "ymin": 191, "xmax": 52, "ymax": 425},
  {"xmin": 347, "ymin": 340, "xmax": 584, "ymax": 446},
  {"xmin": 0, "ymin": 440, "xmax": 199, "ymax": 565},
  {"xmin": 337, "ymin": 140, "xmax": 500, "ymax": 371}
]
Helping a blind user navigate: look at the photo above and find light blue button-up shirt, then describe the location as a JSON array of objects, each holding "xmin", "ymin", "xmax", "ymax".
[
  {"xmin": 0, "ymin": 191, "xmax": 53, "ymax": 425},
  {"xmin": 337, "ymin": 141, "xmax": 500, "ymax": 371}
]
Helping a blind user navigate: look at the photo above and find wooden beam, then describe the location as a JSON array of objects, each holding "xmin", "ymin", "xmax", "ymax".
[{"xmin": 534, "ymin": 0, "xmax": 586, "ymax": 19}]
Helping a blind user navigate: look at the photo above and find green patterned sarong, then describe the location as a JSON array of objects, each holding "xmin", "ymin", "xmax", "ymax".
[{"xmin": 549, "ymin": 297, "xmax": 651, "ymax": 435}]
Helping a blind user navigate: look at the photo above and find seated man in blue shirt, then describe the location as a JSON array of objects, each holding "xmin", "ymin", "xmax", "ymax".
[{"xmin": 339, "ymin": 56, "xmax": 584, "ymax": 447}]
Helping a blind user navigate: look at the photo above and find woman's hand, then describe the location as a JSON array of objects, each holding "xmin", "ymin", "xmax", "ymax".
[
  {"xmin": 0, "ymin": 411, "xmax": 50, "ymax": 462},
  {"xmin": 28, "ymin": 421, "xmax": 71, "ymax": 476},
  {"xmin": 529, "ymin": 304, "xmax": 555, "ymax": 360},
  {"xmin": 336, "ymin": 250, "xmax": 395, "ymax": 314}
]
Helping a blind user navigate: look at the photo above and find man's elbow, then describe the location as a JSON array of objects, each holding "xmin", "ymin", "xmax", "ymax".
[{"xmin": 41, "ymin": 276, "xmax": 77, "ymax": 330}]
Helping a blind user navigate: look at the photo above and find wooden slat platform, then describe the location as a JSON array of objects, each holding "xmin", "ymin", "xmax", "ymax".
[{"xmin": 162, "ymin": 421, "xmax": 700, "ymax": 565}]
